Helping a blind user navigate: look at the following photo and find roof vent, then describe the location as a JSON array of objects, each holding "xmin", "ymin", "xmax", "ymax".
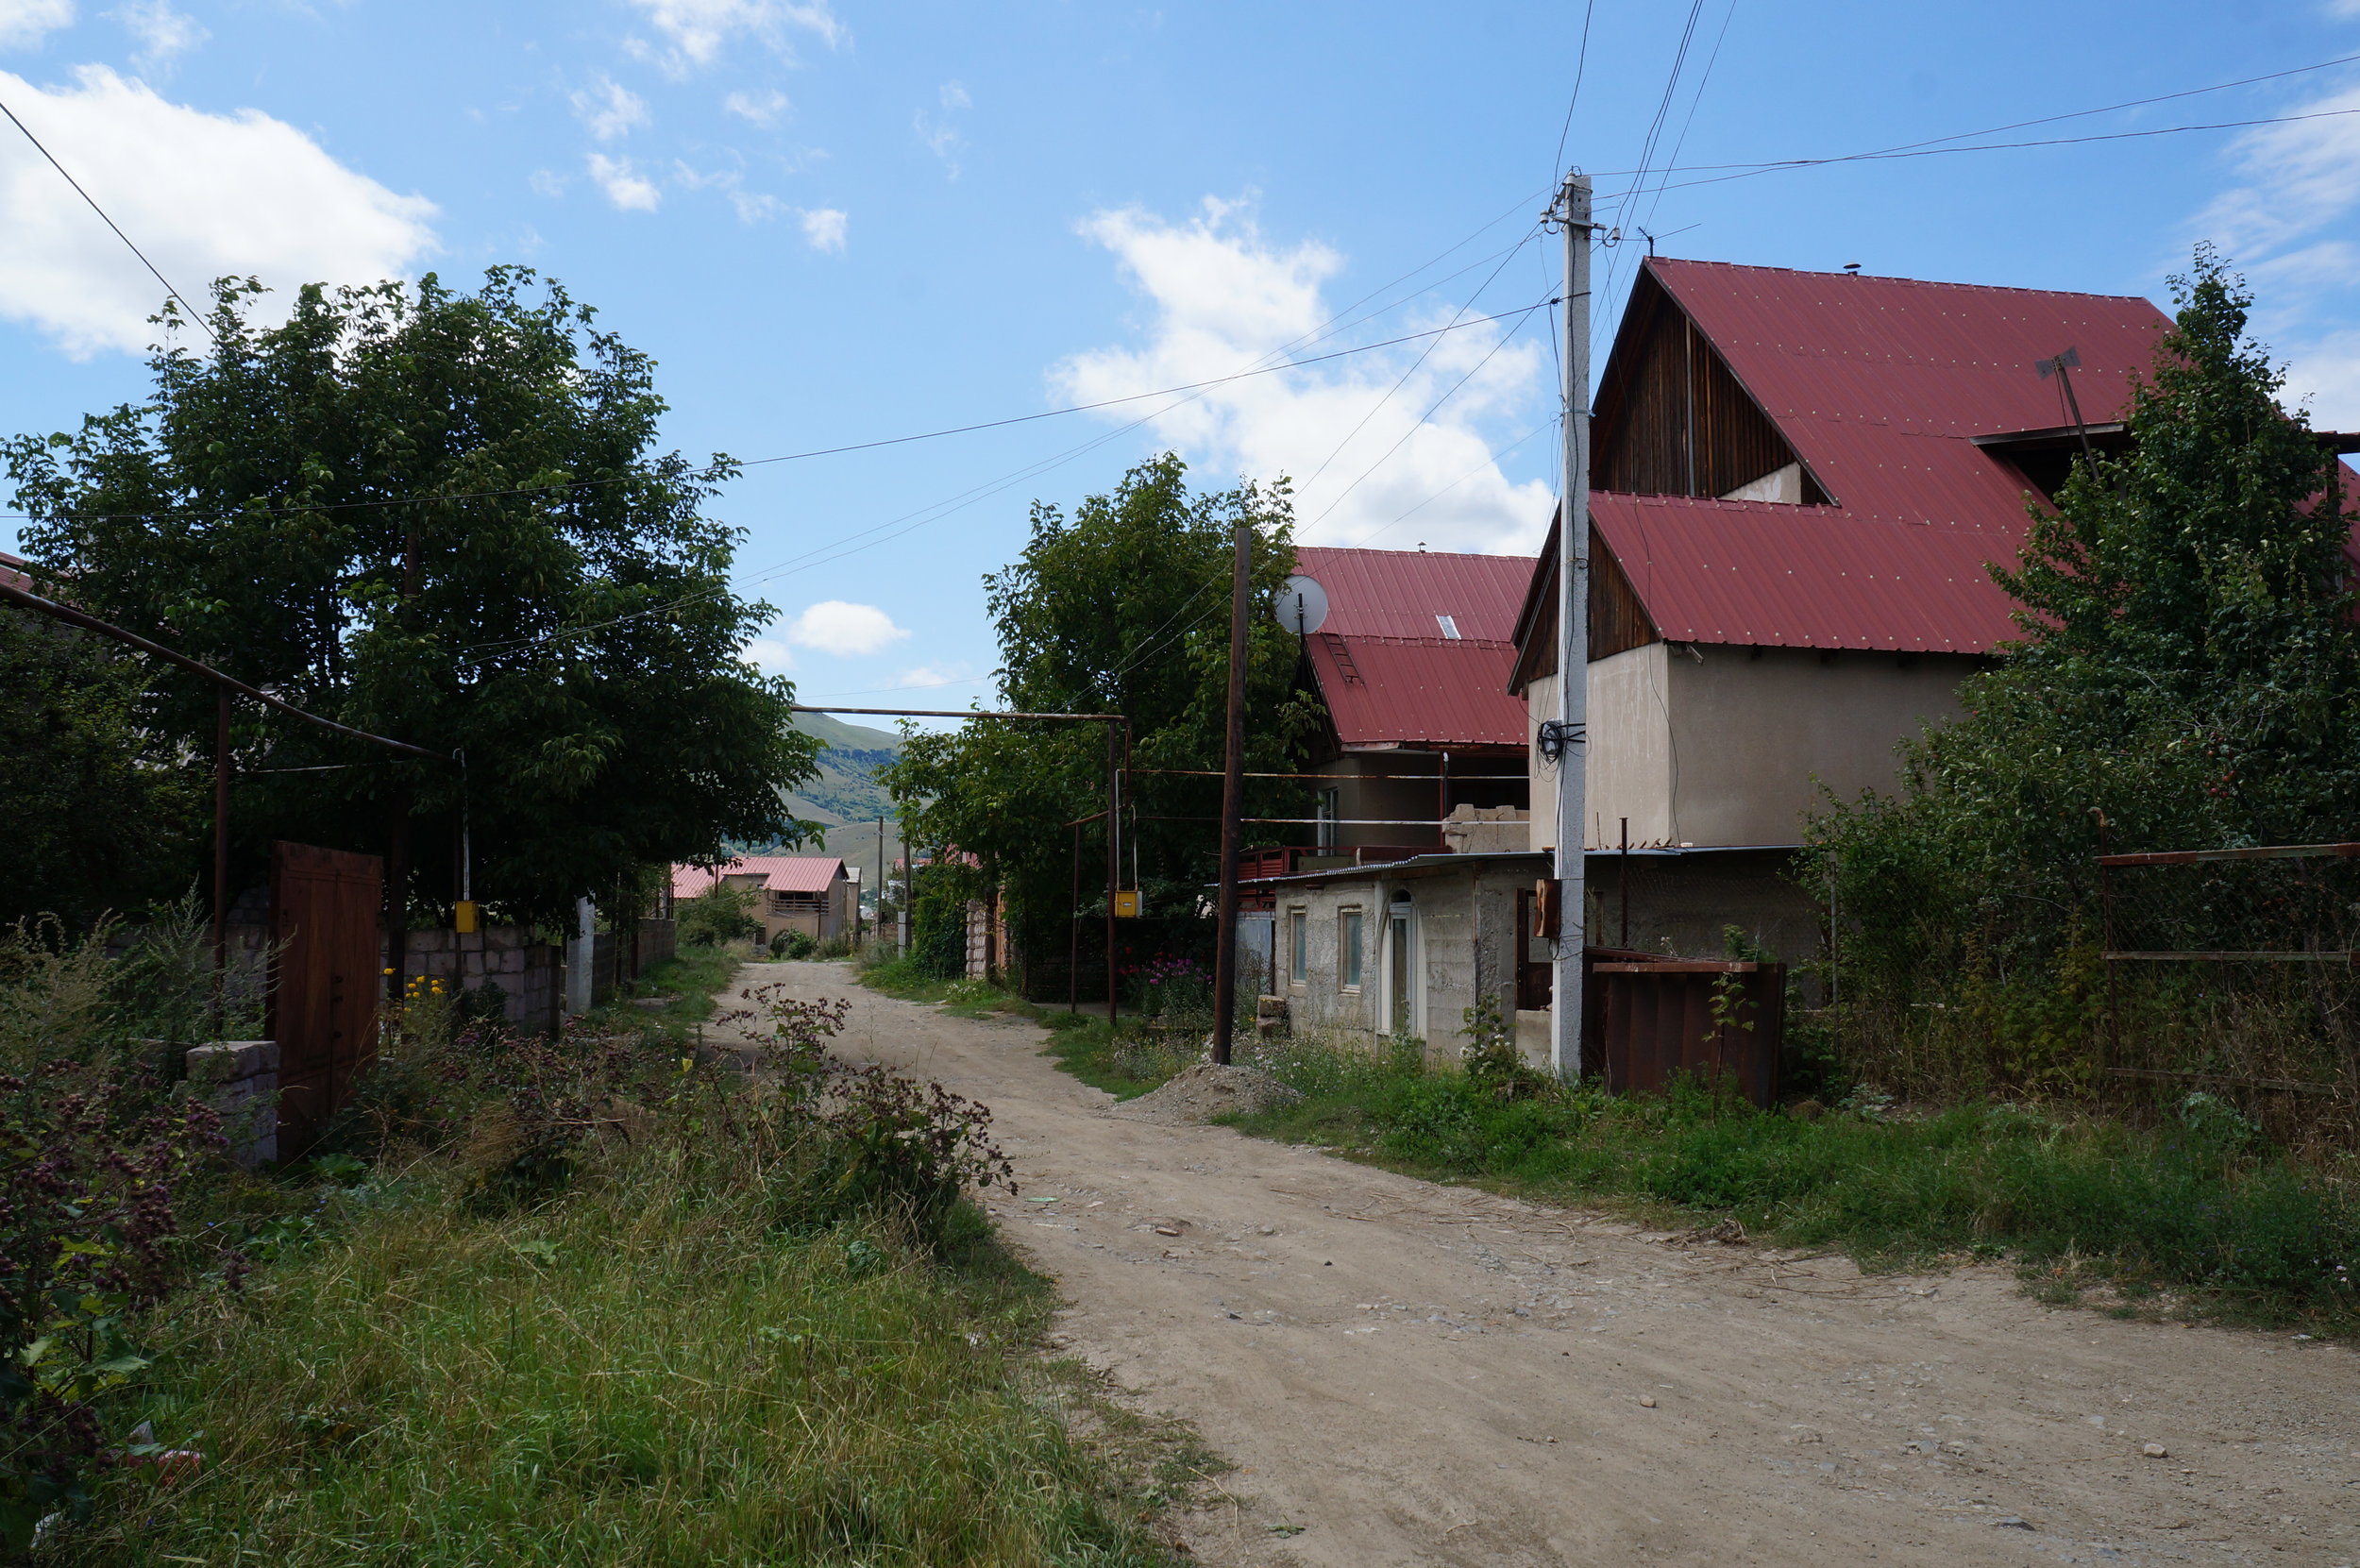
[
  {"xmin": 1435, "ymin": 614, "xmax": 1461, "ymax": 640},
  {"xmin": 1843, "ymin": 262, "xmax": 1862, "ymax": 276}
]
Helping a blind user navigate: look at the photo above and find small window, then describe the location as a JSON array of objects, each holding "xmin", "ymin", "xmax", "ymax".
[
  {"xmin": 1288, "ymin": 910, "xmax": 1309, "ymax": 985},
  {"xmin": 1435, "ymin": 614, "xmax": 1461, "ymax": 639},
  {"xmin": 1340, "ymin": 908, "xmax": 1364, "ymax": 990},
  {"xmin": 1317, "ymin": 787, "xmax": 1341, "ymax": 850}
]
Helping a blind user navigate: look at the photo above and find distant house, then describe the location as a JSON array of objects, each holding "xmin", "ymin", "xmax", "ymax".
[
  {"xmin": 672, "ymin": 856, "xmax": 858, "ymax": 946},
  {"xmin": 1234, "ymin": 548, "xmax": 1541, "ymax": 1040},
  {"xmin": 1252, "ymin": 545, "xmax": 1534, "ymax": 875}
]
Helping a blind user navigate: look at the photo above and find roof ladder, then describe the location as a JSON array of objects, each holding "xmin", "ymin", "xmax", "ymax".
[{"xmin": 1320, "ymin": 632, "xmax": 1365, "ymax": 684}]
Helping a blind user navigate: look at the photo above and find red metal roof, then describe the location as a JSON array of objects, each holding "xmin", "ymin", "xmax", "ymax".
[
  {"xmin": 1589, "ymin": 493, "xmax": 2023, "ymax": 653},
  {"xmin": 1648, "ymin": 258, "xmax": 2174, "ymax": 539},
  {"xmin": 672, "ymin": 856, "xmax": 846, "ymax": 900},
  {"xmin": 1291, "ymin": 546, "xmax": 1533, "ymax": 642},
  {"xmin": 1305, "ymin": 633, "xmax": 1527, "ymax": 749},
  {"xmin": 1518, "ymin": 258, "xmax": 2360, "ymax": 663},
  {"xmin": 0, "ymin": 550, "xmax": 31, "ymax": 594},
  {"xmin": 1289, "ymin": 546, "xmax": 1536, "ymax": 748},
  {"xmin": 1561, "ymin": 261, "xmax": 2176, "ymax": 653}
]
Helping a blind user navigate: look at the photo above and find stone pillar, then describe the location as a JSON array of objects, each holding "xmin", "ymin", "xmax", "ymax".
[
  {"xmin": 185, "ymin": 1040, "xmax": 278, "ymax": 1167},
  {"xmin": 565, "ymin": 896, "xmax": 595, "ymax": 1016}
]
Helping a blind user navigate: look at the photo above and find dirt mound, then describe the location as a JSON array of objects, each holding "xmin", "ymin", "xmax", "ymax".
[{"xmin": 1117, "ymin": 1062, "xmax": 1301, "ymax": 1124}]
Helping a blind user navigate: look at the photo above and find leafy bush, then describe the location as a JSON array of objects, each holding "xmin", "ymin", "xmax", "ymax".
[
  {"xmin": 0, "ymin": 1063, "xmax": 227, "ymax": 1549},
  {"xmin": 769, "ymin": 929, "xmax": 817, "ymax": 960},
  {"xmin": 677, "ymin": 882, "xmax": 761, "ymax": 949},
  {"xmin": 729, "ymin": 984, "xmax": 1016, "ymax": 1247}
]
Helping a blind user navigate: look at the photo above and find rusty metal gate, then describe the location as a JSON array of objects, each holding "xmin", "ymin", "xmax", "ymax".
[
  {"xmin": 268, "ymin": 841, "xmax": 383, "ymax": 1155},
  {"xmin": 1591, "ymin": 956, "xmax": 1786, "ymax": 1109}
]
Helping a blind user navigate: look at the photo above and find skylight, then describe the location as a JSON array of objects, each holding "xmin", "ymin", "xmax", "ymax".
[{"xmin": 1436, "ymin": 615, "xmax": 1461, "ymax": 640}]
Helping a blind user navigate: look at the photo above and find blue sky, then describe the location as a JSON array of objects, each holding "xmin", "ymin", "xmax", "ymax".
[{"xmin": 4, "ymin": 0, "xmax": 2359, "ymax": 720}]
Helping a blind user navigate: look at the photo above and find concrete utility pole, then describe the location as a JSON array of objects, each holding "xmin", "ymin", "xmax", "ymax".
[
  {"xmin": 1209, "ymin": 514, "xmax": 1253, "ymax": 1065},
  {"xmin": 1549, "ymin": 170, "xmax": 1594, "ymax": 1080}
]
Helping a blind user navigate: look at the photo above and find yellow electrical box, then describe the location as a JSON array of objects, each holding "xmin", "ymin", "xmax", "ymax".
[
  {"xmin": 1112, "ymin": 889, "xmax": 1141, "ymax": 919},
  {"xmin": 453, "ymin": 900, "xmax": 480, "ymax": 935}
]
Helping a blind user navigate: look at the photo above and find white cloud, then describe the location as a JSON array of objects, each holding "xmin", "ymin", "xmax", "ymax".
[
  {"xmin": 2188, "ymin": 74, "xmax": 2360, "ymax": 440},
  {"xmin": 740, "ymin": 636, "xmax": 797, "ymax": 673},
  {"xmin": 0, "ymin": 65, "xmax": 435, "ymax": 357},
  {"xmin": 2284, "ymin": 327, "xmax": 2360, "ymax": 430},
  {"xmin": 888, "ymin": 663, "xmax": 975, "ymax": 692},
  {"xmin": 570, "ymin": 76, "xmax": 648, "ymax": 142},
  {"xmin": 723, "ymin": 87, "xmax": 789, "ymax": 126},
  {"xmin": 585, "ymin": 152, "xmax": 660, "ymax": 211},
  {"xmin": 799, "ymin": 205, "xmax": 845, "ymax": 251},
  {"xmin": 623, "ymin": 0, "xmax": 841, "ymax": 75},
  {"xmin": 2192, "ymin": 81, "xmax": 2360, "ymax": 263},
  {"xmin": 1054, "ymin": 197, "xmax": 1553, "ymax": 552},
  {"xmin": 786, "ymin": 600, "xmax": 908, "ymax": 655},
  {"xmin": 914, "ymin": 79, "xmax": 968, "ymax": 177},
  {"xmin": 0, "ymin": 0, "xmax": 74, "ymax": 51},
  {"xmin": 111, "ymin": 0, "xmax": 200, "ymax": 71},
  {"xmin": 673, "ymin": 160, "xmax": 785, "ymax": 224},
  {"xmin": 529, "ymin": 167, "xmax": 567, "ymax": 199}
]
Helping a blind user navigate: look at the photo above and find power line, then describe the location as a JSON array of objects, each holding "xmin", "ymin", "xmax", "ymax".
[
  {"xmin": 8, "ymin": 298, "xmax": 1557, "ymax": 530},
  {"xmin": 1603, "ymin": 105, "xmax": 2360, "ymax": 201},
  {"xmin": 1550, "ymin": 0, "xmax": 1597, "ymax": 178},
  {"xmin": 0, "ymin": 89, "xmax": 217, "ymax": 346}
]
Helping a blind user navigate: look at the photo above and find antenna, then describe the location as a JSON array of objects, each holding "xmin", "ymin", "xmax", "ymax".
[{"xmin": 2036, "ymin": 346, "xmax": 2101, "ymax": 480}]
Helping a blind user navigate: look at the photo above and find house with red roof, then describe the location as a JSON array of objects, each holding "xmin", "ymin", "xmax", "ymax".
[
  {"xmin": 671, "ymin": 855, "xmax": 858, "ymax": 948},
  {"xmin": 1245, "ymin": 254, "xmax": 2358, "ymax": 1058},
  {"xmin": 1284, "ymin": 544, "xmax": 1536, "ymax": 860},
  {"xmin": 1511, "ymin": 255, "xmax": 2192, "ymax": 864},
  {"xmin": 1236, "ymin": 548, "xmax": 1542, "ymax": 1040}
]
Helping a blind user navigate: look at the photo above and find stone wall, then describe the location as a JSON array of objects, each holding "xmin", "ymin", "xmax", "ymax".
[
  {"xmin": 394, "ymin": 926, "xmax": 564, "ymax": 1034},
  {"xmin": 185, "ymin": 1039, "xmax": 277, "ymax": 1167}
]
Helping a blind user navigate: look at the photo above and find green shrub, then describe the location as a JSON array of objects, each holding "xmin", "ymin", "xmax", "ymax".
[{"xmin": 676, "ymin": 882, "xmax": 761, "ymax": 948}]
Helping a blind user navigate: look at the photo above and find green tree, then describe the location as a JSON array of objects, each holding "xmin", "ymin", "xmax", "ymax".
[
  {"xmin": 5, "ymin": 271, "xmax": 815, "ymax": 927},
  {"xmin": 885, "ymin": 455, "xmax": 1323, "ymax": 980},
  {"xmin": 1809, "ymin": 251, "xmax": 2355, "ymax": 1086},
  {"xmin": 0, "ymin": 606, "xmax": 194, "ymax": 927}
]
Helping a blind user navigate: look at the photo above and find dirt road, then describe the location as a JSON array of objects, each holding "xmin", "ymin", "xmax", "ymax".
[{"xmin": 738, "ymin": 962, "xmax": 2360, "ymax": 1566}]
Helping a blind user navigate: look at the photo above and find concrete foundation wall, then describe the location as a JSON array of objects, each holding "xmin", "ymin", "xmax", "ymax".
[
  {"xmin": 1528, "ymin": 647, "xmax": 1975, "ymax": 851},
  {"xmin": 1271, "ymin": 865, "xmax": 1527, "ymax": 1060}
]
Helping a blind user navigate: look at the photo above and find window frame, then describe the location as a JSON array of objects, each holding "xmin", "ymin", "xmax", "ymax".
[
  {"xmin": 1287, "ymin": 908, "xmax": 1309, "ymax": 986},
  {"xmin": 1339, "ymin": 907, "xmax": 1363, "ymax": 991}
]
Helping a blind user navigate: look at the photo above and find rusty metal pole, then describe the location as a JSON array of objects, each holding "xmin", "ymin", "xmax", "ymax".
[
  {"xmin": 2096, "ymin": 808, "xmax": 2118, "ymax": 1075},
  {"xmin": 211, "ymin": 687, "xmax": 231, "ymax": 1034},
  {"xmin": 1104, "ymin": 720, "xmax": 1121, "ymax": 1028},
  {"xmin": 1211, "ymin": 514, "xmax": 1253, "ymax": 1066},
  {"xmin": 1070, "ymin": 818, "xmax": 1083, "ymax": 1014}
]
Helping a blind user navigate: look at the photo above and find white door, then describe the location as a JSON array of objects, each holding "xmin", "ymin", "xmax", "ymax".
[{"xmin": 1380, "ymin": 899, "xmax": 1420, "ymax": 1038}]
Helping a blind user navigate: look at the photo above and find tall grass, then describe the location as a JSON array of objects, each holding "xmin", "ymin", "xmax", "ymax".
[
  {"xmin": 44, "ymin": 1132, "xmax": 1181, "ymax": 1566},
  {"xmin": 1216, "ymin": 1037, "xmax": 2360, "ymax": 1329}
]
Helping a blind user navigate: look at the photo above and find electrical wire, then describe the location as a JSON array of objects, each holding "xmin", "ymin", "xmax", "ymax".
[
  {"xmin": 1550, "ymin": 0, "xmax": 1597, "ymax": 179},
  {"xmin": 1294, "ymin": 227, "xmax": 1542, "ymax": 496},
  {"xmin": 0, "ymin": 89, "xmax": 216, "ymax": 345}
]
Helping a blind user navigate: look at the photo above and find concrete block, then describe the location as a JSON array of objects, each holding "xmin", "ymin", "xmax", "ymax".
[{"xmin": 185, "ymin": 1039, "xmax": 278, "ymax": 1087}]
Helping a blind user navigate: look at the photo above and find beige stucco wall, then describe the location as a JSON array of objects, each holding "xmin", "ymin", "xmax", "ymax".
[{"xmin": 1527, "ymin": 647, "xmax": 1975, "ymax": 850}]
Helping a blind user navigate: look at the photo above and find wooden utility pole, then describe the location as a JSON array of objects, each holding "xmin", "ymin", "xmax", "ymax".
[
  {"xmin": 1105, "ymin": 719, "xmax": 1121, "ymax": 1027},
  {"xmin": 1549, "ymin": 170, "xmax": 1594, "ymax": 1080},
  {"xmin": 1210, "ymin": 515, "xmax": 1253, "ymax": 1065}
]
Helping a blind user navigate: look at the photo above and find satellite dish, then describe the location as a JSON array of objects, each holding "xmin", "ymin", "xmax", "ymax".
[{"xmin": 1273, "ymin": 574, "xmax": 1329, "ymax": 636}]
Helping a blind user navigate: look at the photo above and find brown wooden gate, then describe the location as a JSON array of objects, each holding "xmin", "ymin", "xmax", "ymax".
[
  {"xmin": 1592, "ymin": 957, "xmax": 1785, "ymax": 1109},
  {"xmin": 268, "ymin": 841, "xmax": 383, "ymax": 1156}
]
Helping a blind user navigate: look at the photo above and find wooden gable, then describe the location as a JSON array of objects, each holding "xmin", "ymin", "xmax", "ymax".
[{"xmin": 1592, "ymin": 268, "xmax": 1829, "ymax": 503}]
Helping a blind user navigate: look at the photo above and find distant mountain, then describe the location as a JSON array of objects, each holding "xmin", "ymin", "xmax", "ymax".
[{"xmin": 788, "ymin": 712, "xmax": 902, "ymax": 825}]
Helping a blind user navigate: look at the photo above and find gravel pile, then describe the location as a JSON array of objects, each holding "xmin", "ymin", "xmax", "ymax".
[{"xmin": 1117, "ymin": 1062, "xmax": 1303, "ymax": 1124}]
